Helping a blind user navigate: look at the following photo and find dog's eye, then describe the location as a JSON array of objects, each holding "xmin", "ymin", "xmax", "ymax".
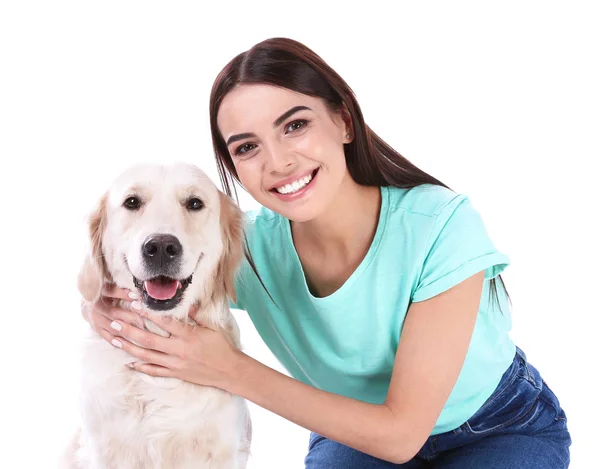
[
  {"xmin": 123, "ymin": 196, "xmax": 141, "ymax": 210},
  {"xmin": 186, "ymin": 198, "xmax": 204, "ymax": 211}
]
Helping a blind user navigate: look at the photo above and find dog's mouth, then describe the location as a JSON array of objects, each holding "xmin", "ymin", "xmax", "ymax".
[{"xmin": 132, "ymin": 274, "xmax": 193, "ymax": 311}]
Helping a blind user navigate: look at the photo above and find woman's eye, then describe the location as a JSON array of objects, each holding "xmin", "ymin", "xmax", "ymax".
[
  {"xmin": 285, "ymin": 119, "xmax": 307, "ymax": 133},
  {"xmin": 235, "ymin": 143, "xmax": 257, "ymax": 156}
]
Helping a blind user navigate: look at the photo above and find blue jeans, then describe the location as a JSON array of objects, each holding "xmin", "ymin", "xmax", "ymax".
[{"xmin": 305, "ymin": 347, "xmax": 571, "ymax": 468}]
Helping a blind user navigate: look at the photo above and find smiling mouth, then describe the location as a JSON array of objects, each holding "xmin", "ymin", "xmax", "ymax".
[
  {"xmin": 132, "ymin": 274, "xmax": 193, "ymax": 311},
  {"xmin": 270, "ymin": 168, "xmax": 319, "ymax": 195}
]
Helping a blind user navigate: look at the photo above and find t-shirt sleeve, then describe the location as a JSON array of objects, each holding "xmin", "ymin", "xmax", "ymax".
[{"xmin": 411, "ymin": 195, "xmax": 509, "ymax": 302}]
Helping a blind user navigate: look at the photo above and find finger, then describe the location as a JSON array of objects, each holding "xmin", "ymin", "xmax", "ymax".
[
  {"xmin": 93, "ymin": 299, "xmax": 122, "ymax": 320},
  {"xmin": 109, "ymin": 334, "xmax": 174, "ymax": 368},
  {"xmin": 102, "ymin": 283, "xmax": 139, "ymax": 301},
  {"xmin": 109, "ymin": 320, "xmax": 176, "ymax": 355},
  {"xmin": 138, "ymin": 310, "xmax": 187, "ymax": 337},
  {"xmin": 82, "ymin": 301, "xmax": 118, "ymax": 334},
  {"xmin": 127, "ymin": 362, "xmax": 175, "ymax": 378},
  {"xmin": 94, "ymin": 300, "xmax": 142, "ymax": 326},
  {"xmin": 91, "ymin": 288, "xmax": 145, "ymax": 329},
  {"xmin": 94, "ymin": 317, "xmax": 135, "ymax": 346},
  {"xmin": 108, "ymin": 306, "xmax": 146, "ymax": 328},
  {"xmin": 96, "ymin": 325, "xmax": 121, "ymax": 347}
]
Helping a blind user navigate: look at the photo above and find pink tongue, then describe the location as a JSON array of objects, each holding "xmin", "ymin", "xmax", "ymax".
[{"xmin": 144, "ymin": 279, "xmax": 179, "ymax": 300}]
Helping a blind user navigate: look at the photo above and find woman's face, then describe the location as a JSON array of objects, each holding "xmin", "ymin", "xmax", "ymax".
[{"xmin": 216, "ymin": 84, "xmax": 353, "ymax": 222}]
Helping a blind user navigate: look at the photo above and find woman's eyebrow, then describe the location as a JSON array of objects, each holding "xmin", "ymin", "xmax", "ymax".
[
  {"xmin": 226, "ymin": 132, "xmax": 257, "ymax": 146},
  {"xmin": 273, "ymin": 105, "xmax": 311, "ymax": 127}
]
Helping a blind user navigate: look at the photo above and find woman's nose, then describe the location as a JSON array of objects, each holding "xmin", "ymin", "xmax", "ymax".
[{"xmin": 263, "ymin": 145, "xmax": 296, "ymax": 174}]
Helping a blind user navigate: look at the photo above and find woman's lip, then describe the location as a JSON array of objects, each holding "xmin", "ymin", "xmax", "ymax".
[
  {"xmin": 268, "ymin": 168, "xmax": 317, "ymax": 191},
  {"xmin": 270, "ymin": 168, "xmax": 319, "ymax": 201}
]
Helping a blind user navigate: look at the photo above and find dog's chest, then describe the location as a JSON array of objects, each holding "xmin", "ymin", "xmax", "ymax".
[
  {"xmin": 79, "ymin": 337, "xmax": 242, "ymax": 467},
  {"xmin": 81, "ymin": 336, "xmax": 235, "ymax": 419}
]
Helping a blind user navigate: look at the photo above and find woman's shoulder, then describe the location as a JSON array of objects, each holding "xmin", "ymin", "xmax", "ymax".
[
  {"xmin": 386, "ymin": 183, "xmax": 465, "ymax": 218},
  {"xmin": 239, "ymin": 205, "xmax": 287, "ymax": 248},
  {"xmin": 232, "ymin": 206, "xmax": 289, "ymax": 310},
  {"xmin": 241, "ymin": 205, "xmax": 281, "ymax": 231}
]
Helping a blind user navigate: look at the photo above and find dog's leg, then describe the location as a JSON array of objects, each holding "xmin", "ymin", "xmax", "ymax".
[{"xmin": 236, "ymin": 405, "xmax": 252, "ymax": 469}]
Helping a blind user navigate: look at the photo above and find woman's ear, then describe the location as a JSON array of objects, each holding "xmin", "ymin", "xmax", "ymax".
[
  {"xmin": 339, "ymin": 104, "xmax": 354, "ymax": 143},
  {"xmin": 77, "ymin": 194, "xmax": 110, "ymax": 302}
]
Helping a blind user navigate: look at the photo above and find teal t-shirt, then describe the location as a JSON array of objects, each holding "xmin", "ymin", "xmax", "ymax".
[{"xmin": 232, "ymin": 184, "xmax": 515, "ymax": 435}]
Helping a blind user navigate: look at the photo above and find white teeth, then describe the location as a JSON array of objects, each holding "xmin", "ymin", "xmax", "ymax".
[{"xmin": 275, "ymin": 174, "xmax": 313, "ymax": 194}]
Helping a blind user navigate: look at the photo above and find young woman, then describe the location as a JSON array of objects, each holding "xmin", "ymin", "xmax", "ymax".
[{"xmin": 83, "ymin": 38, "xmax": 571, "ymax": 467}]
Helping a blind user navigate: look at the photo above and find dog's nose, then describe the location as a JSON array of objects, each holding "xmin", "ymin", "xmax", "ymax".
[{"xmin": 142, "ymin": 234, "xmax": 182, "ymax": 267}]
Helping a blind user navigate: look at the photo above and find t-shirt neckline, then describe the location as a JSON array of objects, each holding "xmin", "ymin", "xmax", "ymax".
[{"xmin": 281, "ymin": 186, "xmax": 391, "ymax": 304}]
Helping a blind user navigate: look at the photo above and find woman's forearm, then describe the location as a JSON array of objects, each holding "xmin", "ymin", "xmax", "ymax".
[{"xmin": 225, "ymin": 352, "xmax": 415, "ymax": 464}]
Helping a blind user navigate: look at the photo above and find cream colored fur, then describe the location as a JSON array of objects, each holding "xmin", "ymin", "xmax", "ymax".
[{"xmin": 60, "ymin": 163, "xmax": 251, "ymax": 469}]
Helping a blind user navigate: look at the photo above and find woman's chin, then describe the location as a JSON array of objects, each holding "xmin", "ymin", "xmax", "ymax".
[{"xmin": 262, "ymin": 195, "xmax": 327, "ymax": 223}]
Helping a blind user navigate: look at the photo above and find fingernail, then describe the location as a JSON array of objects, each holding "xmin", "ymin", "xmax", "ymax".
[
  {"xmin": 128, "ymin": 291, "xmax": 139, "ymax": 299},
  {"xmin": 125, "ymin": 362, "xmax": 135, "ymax": 369},
  {"xmin": 110, "ymin": 321, "xmax": 122, "ymax": 332},
  {"xmin": 131, "ymin": 301, "xmax": 142, "ymax": 311},
  {"xmin": 111, "ymin": 338, "xmax": 122, "ymax": 348}
]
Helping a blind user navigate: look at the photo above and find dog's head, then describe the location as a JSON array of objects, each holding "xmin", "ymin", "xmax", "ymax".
[{"xmin": 78, "ymin": 163, "xmax": 244, "ymax": 318}]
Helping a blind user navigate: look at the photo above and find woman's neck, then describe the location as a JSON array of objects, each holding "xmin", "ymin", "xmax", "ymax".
[{"xmin": 291, "ymin": 174, "xmax": 382, "ymax": 258}]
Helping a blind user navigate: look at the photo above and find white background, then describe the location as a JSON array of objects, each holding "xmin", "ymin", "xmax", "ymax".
[{"xmin": 1, "ymin": 1, "xmax": 598, "ymax": 468}]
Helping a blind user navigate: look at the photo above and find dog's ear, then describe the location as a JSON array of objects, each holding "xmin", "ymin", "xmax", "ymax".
[
  {"xmin": 77, "ymin": 194, "xmax": 110, "ymax": 302},
  {"xmin": 215, "ymin": 191, "xmax": 244, "ymax": 303}
]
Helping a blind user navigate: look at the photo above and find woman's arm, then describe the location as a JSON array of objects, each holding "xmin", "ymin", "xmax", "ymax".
[
  {"xmin": 109, "ymin": 271, "xmax": 484, "ymax": 464},
  {"xmin": 228, "ymin": 271, "xmax": 484, "ymax": 462}
]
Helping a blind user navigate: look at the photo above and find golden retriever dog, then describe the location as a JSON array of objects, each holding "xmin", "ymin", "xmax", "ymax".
[{"xmin": 60, "ymin": 162, "xmax": 251, "ymax": 469}]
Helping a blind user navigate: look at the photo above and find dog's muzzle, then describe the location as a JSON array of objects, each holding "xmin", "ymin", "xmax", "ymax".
[{"xmin": 133, "ymin": 233, "xmax": 193, "ymax": 311}]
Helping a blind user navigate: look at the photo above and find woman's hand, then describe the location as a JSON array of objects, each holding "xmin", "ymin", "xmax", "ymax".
[
  {"xmin": 81, "ymin": 284, "xmax": 146, "ymax": 343},
  {"xmin": 107, "ymin": 308, "xmax": 243, "ymax": 390}
]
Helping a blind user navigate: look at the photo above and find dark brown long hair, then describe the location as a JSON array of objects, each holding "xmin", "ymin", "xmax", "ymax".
[{"xmin": 209, "ymin": 37, "xmax": 508, "ymax": 308}]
